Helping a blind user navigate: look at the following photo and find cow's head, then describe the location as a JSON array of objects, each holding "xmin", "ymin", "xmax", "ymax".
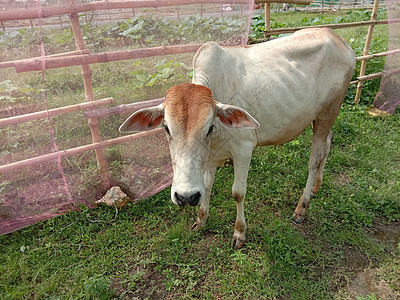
[{"xmin": 119, "ymin": 82, "xmax": 259, "ymax": 207}]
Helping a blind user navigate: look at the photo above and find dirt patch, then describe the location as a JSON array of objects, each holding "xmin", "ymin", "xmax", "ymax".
[
  {"xmin": 111, "ymin": 263, "xmax": 173, "ymax": 300},
  {"xmin": 346, "ymin": 268, "xmax": 399, "ymax": 300},
  {"xmin": 340, "ymin": 244, "xmax": 371, "ymax": 271},
  {"xmin": 341, "ymin": 222, "xmax": 400, "ymax": 299},
  {"xmin": 368, "ymin": 222, "xmax": 400, "ymax": 249}
]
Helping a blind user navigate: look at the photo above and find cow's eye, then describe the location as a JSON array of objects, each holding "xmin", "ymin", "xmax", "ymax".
[
  {"xmin": 206, "ymin": 124, "xmax": 214, "ymax": 137},
  {"xmin": 163, "ymin": 125, "xmax": 170, "ymax": 135}
]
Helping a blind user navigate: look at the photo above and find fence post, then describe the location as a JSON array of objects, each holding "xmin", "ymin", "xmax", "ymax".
[
  {"xmin": 26, "ymin": 3, "xmax": 34, "ymax": 27},
  {"xmin": 66, "ymin": 0, "xmax": 111, "ymax": 190},
  {"xmin": 354, "ymin": 0, "xmax": 380, "ymax": 105},
  {"xmin": 265, "ymin": 3, "xmax": 271, "ymax": 39}
]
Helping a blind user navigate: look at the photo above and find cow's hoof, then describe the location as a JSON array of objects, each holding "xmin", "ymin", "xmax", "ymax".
[
  {"xmin": 310, "ymin": 192, "xmax": 317, "ymax": 198},
  {"xmin": 231, "ymin": 236, "xmax": 246, "ymax": 250},
  {"xmin": 292, "ymin": 213, "xmax": 306, "ymax": 224},
  {"xmin": 191, "ymin": 221, "xmax": 204, "ymax": 231}
]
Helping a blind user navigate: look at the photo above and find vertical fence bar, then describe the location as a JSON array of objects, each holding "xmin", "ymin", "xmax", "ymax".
[
  {"xmin": 264, "ymin": 2, "xmax": 271, "ymax": 39},
  {"xmin": 57, "ymin": 0, "xmax": 63, "ymax": 29},
  {"xmin": 26, "ymin": 3, "xmax": 34, "ymax": 27},
  {"xmin": 58, "ymin": 16, "xmax": 63, "ymax": 29},
  {"xmin": 66, "ymin": 0, "xmax": 111, "ymax": 190},
  {"xmin": 354, "ymin": 0, "xmax": 380, "ymax": 105}
]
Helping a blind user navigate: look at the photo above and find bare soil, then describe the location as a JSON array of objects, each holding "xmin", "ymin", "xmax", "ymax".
[{"xmin": 343, "ymin": 222, "xmax": 400, "ymax": 299}]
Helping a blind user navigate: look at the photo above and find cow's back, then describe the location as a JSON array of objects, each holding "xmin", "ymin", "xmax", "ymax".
[{"xmin": 192, "ymin": 28, "xmax": 356, "ymax": 145}]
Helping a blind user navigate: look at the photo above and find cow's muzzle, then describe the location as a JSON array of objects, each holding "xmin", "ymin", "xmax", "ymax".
[{"xmin": 175, "ymin": 191, "xmax": 201, "ymax": 207}]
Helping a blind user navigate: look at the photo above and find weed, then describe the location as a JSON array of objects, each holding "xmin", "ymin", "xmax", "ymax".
[
  {"xmin": 130, "ymin": 58, "xmax": 189, "ymax": 89},
  {"xmin": 83, "ymin": 275, "xmax": 115, "ymax": 299}
]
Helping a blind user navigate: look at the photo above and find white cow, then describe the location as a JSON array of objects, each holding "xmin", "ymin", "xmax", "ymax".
[{"xmin": 120, "ymin": 28, "xmax": 356, "ymax": 249}]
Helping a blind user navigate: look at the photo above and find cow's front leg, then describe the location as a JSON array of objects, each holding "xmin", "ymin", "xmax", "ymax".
[
  {"xmin": 231, "ymin": 152, "xmax": 252, "ymax": 250},
  {"xmin": 192, "ymin": 166, "xmax": 216, "ymax": 231}
]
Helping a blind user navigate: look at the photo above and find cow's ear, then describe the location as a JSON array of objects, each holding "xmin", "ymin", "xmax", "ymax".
[
  {"xmin": 215, "ymin": 102, "xmax": 260, "ymax": 129},
  {"xmin": 119, "ymin": 104, "xmax": 164, "ymax": 133}
]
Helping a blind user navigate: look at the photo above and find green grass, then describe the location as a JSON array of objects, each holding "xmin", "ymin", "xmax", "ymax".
[
  {"xmin": 1, "ymin": 8, "xmax": 399, "ymax": 299},
  {"xmin": 1, "ymin": 105, "xmax": 399, "ymax": 299}
]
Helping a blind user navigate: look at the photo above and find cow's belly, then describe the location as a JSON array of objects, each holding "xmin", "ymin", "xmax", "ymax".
[{"xmin": 256, "ymin": 117, "xmax": 312, "ymax": 146}]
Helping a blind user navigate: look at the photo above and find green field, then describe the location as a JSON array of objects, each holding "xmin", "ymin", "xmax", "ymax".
[{"xmin": 1, "ymin": 8, "xmax": 399, "ymax": 299}]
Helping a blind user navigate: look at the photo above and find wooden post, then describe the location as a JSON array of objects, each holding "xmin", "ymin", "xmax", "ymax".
[
  {"xmin": 58, "ymin": 16, "xmax": 63, "ymax": 29},
  {"xmin": 27, "ymin": 4, "xmax": 34, "ymax": 28},
  {"xmin": 66, "ymin": 0, "xmax": 110, "ymax": 190},
  {"xmin": 265, "ymin": 3, "xmax": 271, "ymax": 40},
  {"xmin": 57, "ymin": 0, "xmax": 63, "ymax": 29},
  {"xmin": 354, "ymin": 0, "xmax": 380, "ymax": 105},
  {"xmin": 106, "ymin": 0, "xmax": 112, "ymax": 24}
]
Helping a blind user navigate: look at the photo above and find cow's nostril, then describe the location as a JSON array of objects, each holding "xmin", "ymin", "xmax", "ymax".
[
  {"xmin": 188, "ymin": 191, "xmax": 201, "ymax": 206},
  {"xmin": 175, "ymin": 191, "xmax": 201, "ymax": 206},
  {"xmin": 175, "ymin": 192, "xmax": 186, "ymax": 207}
]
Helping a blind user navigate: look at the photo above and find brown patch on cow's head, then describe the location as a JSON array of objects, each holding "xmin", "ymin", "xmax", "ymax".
[{"xmin": 164, "ymin": 82, "xmax": 215, "ymax": 139}]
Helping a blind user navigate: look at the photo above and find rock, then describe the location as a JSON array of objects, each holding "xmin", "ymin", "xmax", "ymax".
[{"xmin": 96, "ymin": 186, "xmax": 130, "ymax": 208}]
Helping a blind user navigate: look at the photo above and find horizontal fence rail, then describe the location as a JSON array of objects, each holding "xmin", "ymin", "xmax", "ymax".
[
  {"xmin": 2, "ymin": 44, "xmax": 204, "ymax": 72},
  {"xmin": 356, "ymin": 49, "xmax": 400, "ymax": 61},
  {"xmin": 0, "ymin": 128, "xmax": 164, "ymax": 174},
  {"xmin": 264, "ymin": 18, "xmax": 400, "ymax": 35},
  {"xmin": 350, "ymin": 67, "xmax": 400, "ymax": 84},
  {"xmin": 0, "ymin": 50, "xmax": 91, "ymax": 69},
  {"xmin": 83, "ymin": 98, "xmax": 165, "ymax": 119},
  {"xmin": 0, "ymin": 98, "xmax": 113, "ymax": 127},
  {"xmin": 0, "ymin": 0, "xmax": 250, "ymax": 22},
  {"xmin": 254, "ymin": 0, "xmax": 311, "ymax": 4}
]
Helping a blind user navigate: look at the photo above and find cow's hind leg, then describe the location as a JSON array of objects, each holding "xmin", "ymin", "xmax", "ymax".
[
  {"xmin": 292, "ymin": 116, "xmax": 336, "ymax": 223},
  {"xmin": 311, "ymin": 130, "xmax": 333, "ymax": 197}
]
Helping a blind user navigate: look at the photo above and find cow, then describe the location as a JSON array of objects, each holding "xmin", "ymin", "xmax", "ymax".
[{"xmin": 119, "ymin": 28, "xmax": 356, "ymax": 250}]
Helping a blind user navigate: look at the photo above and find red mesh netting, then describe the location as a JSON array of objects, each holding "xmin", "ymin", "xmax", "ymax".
[
  {"xmin": 374, "ymin": 0, "xmax": 400, "ymax": 114},
  {"xmin": 0, "ymin": 0, "xmax": 254, "ymax": 234}
]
